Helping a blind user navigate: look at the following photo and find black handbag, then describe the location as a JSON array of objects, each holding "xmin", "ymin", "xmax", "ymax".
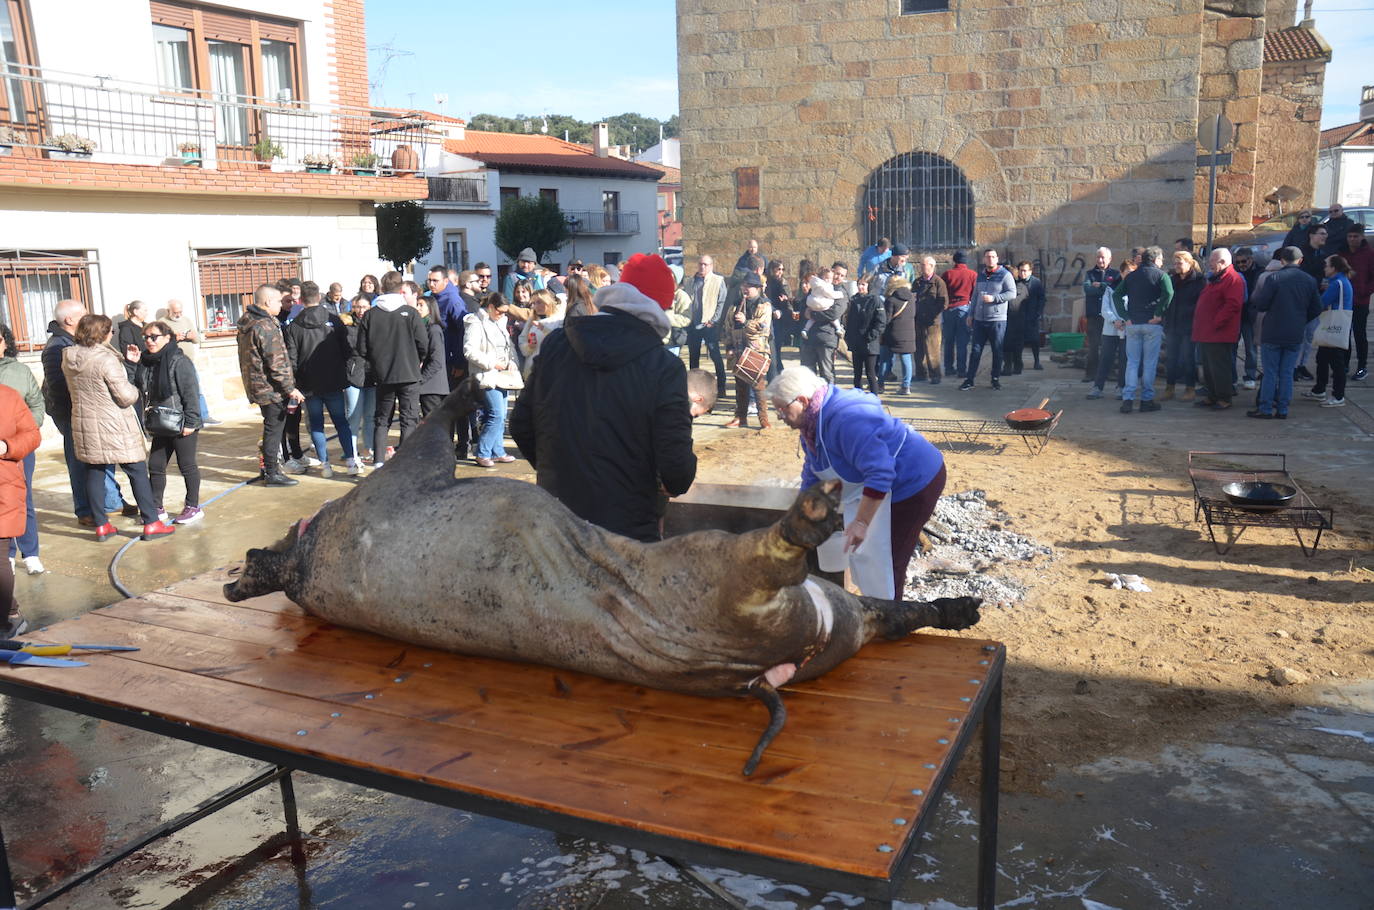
[{"xmin": 145, "ymin": 405, "xmax": 184, "ymax": 437}]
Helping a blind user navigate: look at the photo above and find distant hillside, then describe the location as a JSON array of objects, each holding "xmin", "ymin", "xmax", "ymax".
[{"xmin": 467, "ymin": 112, "xmax": 678, "ymax": 151}]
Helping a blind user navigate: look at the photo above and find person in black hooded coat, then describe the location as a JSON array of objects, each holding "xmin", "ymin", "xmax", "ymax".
[
  {"xmin": 511, "ymin": 255, "xmax": 695, "ymax": 542},
  {"xmin": 285, "ymin": 294, "xmax": 358, "ymax": 475},
  {"xmin": 134, "ymin": 320, "xmax": 203, "ymax": 523}
]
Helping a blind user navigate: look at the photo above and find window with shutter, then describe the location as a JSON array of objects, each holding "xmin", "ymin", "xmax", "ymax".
[{"xmin": 735, "ymin": 167, "xmax": 760, "ymax": 210}]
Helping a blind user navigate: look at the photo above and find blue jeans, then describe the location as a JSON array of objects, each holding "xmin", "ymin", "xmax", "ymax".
[
  {"xmin": 7, "ymin": 452, "xmax": 38, "ymax": 558},
  {"xmin": 1164, "ymin": 328, "xmax": 1195, "ymax": 387},
  {"xmin": 1257, "ymin": 343, "xmax": 1300, "ymax": 415},
  {"xmin": 965, "ymin": 320, "xmax": 1006, "ymax": 382},
  {"xmin": 877, "ymin": 344, "xmax": 893, "ymax": 382},
  {"xmin": 1297, "ymin": 317, "xmax": 1319, "ymax": 371},
  {"xmin": 1122, "ymin": 323, "xmax": 1164, "ymax": 401},
  {"xmin": 476, "ymin": 388, "xmax": 508, "ymax": 458},
  {"xmin": 1238, "ymin": 311, "xmax": 1258, "ymax": 381},
  {"xmin": 306, "ymin": 390, "xmax": 356, "ymax": 463},
  {"xmin": 345, "ymin": 386, "xmax": 375, "ymax": 454},
  {"xmin": 894, "ymin": 352, "xmax": 913, "ymax": 387},
  {"xmin": 52, "ymin": 415, "xmax": 120, "ymax": 518},
  {"xmin": 942, "ymin": 306, "xmax": 970, "ymax": 375}
]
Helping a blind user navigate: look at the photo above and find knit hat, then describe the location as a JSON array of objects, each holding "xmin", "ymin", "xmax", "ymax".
[
  {"xmin": 952, "ymin": 250, "xmax": 967, "ymax": 264},
  {"xmin": 593, "ymin": 253, "xmax": 674, "ymax": 337},
  {"xmin": 743, "ymin": 272, "xmax": 764, "ymax": 288},
  {"xmin": 616, "ymin": 253, "xmax": 676, "ymax": 309},
  {"xmin": 891, "ymin": 243, "xmax": 910, "ymax": 256},
  {"xmin": 517, "ymin": 247, "xmax": 537, "ymax": 263}
]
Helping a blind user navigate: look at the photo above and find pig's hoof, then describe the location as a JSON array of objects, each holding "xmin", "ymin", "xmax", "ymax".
[
  {"xmin": 780, "ymin": 481, "xmax": 843, "ymax": 549},
  {"xmin": 933, "ymin": 597, "xmax": 982, "ymax": 630}
]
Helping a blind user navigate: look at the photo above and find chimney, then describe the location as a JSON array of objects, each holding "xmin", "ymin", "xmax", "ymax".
[
  {"xmin": 1300, "ymin": 0, "xmax": 1314, "ymax": 27},
  {"xmin": 593, "ymin": 122, "xmax": 610, "ymax": 158}
]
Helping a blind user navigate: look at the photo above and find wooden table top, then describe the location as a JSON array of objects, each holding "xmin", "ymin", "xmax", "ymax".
[{"xmin": 1, "ymin": 569, "xmax": 1004, "ymax": 890}]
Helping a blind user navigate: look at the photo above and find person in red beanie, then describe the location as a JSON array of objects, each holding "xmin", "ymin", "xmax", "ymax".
[{"xmin": 511, "ymin": 253, "xmax": 697, "ymax": 541}]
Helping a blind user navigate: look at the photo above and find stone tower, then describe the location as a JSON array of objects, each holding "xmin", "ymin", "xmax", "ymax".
[{"xmin": 677, "ymin": 0, "xmax": 1327, "ymax": 327}]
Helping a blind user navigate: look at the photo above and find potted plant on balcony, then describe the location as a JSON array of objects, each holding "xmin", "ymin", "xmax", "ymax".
[
  {"xmin": 44, "ymin": 132, "xmax": 96, "ymax": 159},
  {"xmin": 0, "ymin": 126, "xmax": 20, "ymax": 156},
  {"xmin": 303, "ymin": 152, "xmax": 337, "ymax": 174},
  {"xmin": 252, "ymin": 136, "xmax": 284, "ymax": 169},
  {"xmin": 178, "ymin": 141, "xmax": 202, "ymax": 166},
  {"xmin": 348, "ymin": 151, "xmax": 379, "ymax": 177}
]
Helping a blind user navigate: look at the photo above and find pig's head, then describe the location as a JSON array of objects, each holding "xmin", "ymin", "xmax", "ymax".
[{"xmin": 222, "ymin": 518, "xmax": 305, "ymax": 602}]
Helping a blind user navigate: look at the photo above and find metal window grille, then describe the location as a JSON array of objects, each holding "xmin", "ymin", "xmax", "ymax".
[
  {"xmin": 0, "ymin": 250, "xmax": 94, "ymax": 350},
  {"xmin": 862, "ymin": 152, "xmax": 974, "ymax": 253},
  {"xmin": 901, "ymin": 0, "xmax": 950, "ymax": 13},
  {"xmin": 194, "ymin": 248, "xmax": 303, "ymax": 333}
]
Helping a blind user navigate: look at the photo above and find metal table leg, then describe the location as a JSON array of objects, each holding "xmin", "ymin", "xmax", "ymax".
[{"xmin": 978, "ymin": 671, "xmax": 1002, "ymax": 910}]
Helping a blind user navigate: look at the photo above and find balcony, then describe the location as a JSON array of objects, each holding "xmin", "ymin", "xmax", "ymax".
[
  {"xmin": 563, "ymin": 210, "xmax": 641, "ymax": 235},
  {"xmin": 426, "ymin": 174, "xmax": 489, "ymax": 207},
  {"xmin": 0, "ymin": 64, "xmax": 440, "ymax": 179}
]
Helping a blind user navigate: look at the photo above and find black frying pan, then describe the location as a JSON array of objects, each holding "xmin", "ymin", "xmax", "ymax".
[{"xmin": 1221, "ymin": 481, "xmax": 1297, "ymax": 512}]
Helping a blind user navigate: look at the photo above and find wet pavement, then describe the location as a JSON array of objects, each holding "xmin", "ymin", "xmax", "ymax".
[{"xmin": 1, "ymin": 357, "xmax": 1371, "ymax": 909}]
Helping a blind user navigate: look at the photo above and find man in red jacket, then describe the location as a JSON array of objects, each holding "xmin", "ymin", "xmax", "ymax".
[
  {"xmin": 1340, "ymin": 226, "xmax": 1373, "ymax": 382},
  {"xmin": 1192, "ymin": 248, "xmax": 1246, "ymax": 411},
  {"xmin": 940, "ymin": 251, "xmax": 977, "ymax": 377}
]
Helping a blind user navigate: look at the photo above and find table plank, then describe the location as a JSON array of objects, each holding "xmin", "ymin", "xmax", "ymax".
[{"xmin": 7, "ymin": 568, "xmax": 1005, "ymax": 887}]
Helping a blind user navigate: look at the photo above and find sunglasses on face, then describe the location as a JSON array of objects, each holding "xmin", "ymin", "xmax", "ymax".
[{"xmin": 143, "ymin": 332, "xmax": 166, "ymax": 341}]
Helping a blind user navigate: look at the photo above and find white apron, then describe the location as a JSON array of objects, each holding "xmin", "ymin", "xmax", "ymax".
[{"xmin": 812, "ymin": 403, "xmax": 902, "ymax": 599}]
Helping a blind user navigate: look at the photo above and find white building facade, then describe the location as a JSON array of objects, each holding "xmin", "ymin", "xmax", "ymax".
[{"xmin": 0, "ymin": 0, "xmax": 430, "ymax": 412}]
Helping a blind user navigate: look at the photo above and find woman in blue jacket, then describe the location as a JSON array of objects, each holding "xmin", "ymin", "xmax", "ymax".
[
  {"xmin": 767, "ymin": 366, "xmax": 946, "ymax": 599},
  {"xmin": 1310, "ymin": 254, "xmax": 1355, "ymax": 408}
]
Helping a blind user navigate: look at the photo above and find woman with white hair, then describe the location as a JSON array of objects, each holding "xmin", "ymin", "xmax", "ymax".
[{"xmin": 766, "ymin": 365, "xmax": 945, "ymax": 599}]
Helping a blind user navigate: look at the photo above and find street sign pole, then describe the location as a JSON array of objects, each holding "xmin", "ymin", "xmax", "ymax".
[{"xmin": 1205, "ymin": 127, "xmax": 1219, "ymax": 255}]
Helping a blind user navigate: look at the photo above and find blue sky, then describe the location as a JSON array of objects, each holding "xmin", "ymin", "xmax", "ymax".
[{"xmin": 364, "ymin": 1, "xmax": 1369, "ymax": 129}]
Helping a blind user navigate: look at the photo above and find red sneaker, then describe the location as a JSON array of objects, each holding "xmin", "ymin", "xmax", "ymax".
[
  {"xmin": 94, "ymin": 522, "xmax": 118, "ymax": 542},
  {"xmin": 141, "ymin": 520, "xmax": 176, "ymax": 541}
]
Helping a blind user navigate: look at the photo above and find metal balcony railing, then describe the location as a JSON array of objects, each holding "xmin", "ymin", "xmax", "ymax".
[
  {"xmin": 427, "ymin": 174, "xmax": 489, "ymax": 205},
  {"xmin": 563, "ymin": 210, "xmax": 641, "ymax": 235},
  {"xmin": 0, "ymin": 64, "xmax": 440, "ymax": 173}
]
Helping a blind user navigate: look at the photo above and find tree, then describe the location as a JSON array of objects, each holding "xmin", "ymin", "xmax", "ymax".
[
  {"xmin": 375, "ymin": 200, "xmax": 433, "ymax": 270},
  {"xmin": 662, "ymin": 114, "xmax": 680, "ymax": 139},
  {"xmin": 603, "ymin": 112, "xmax": 661, "ymax": 151},
  {"xmin": 494, "ymin": 195, "xmax": 571, "ymax": 265}
]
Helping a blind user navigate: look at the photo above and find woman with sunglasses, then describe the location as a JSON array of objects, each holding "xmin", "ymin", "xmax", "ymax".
[{"xmin": 133, "ymin": 320, "xmax": 203, "ymax": 524}]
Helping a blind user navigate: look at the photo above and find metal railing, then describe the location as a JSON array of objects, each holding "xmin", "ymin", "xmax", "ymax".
[
  {"xmin": 0, "ymin": 63, "xmax": 440, "ymax": 173},
  {"xmin": 563, "ymin": 210, "xmax": 641, "ymax": 235},
  {"xmin": 427, "ymin": 174, "xmax": 489, "ymax": 205}
]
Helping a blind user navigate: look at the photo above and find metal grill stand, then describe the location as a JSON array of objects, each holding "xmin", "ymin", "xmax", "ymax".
[
  {"xmin": 905, "ymin": 411, "xmax": 1062, "ymax": 456},
  {"xmin": 1187, "ymin": 451, "xmax": 1334, "ymax": 556}
]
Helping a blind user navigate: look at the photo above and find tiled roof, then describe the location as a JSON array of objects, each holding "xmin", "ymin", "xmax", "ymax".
[
  {"xmin": 641, "ymin": 162, "xmax": 681, "ymax": 185},
  {"xmin": 376, "ymin": 106, "xmax": 467, "ymax": 125},
  {"xmin": 1263, "ymin": 25, "xmax": 1330, "ymax": 63},
  {"xmin": 442, "ymin": 131, "xmax": 662, "ymax": 180},
  {"xmin": 1321, "ymin": 122, "xmax": 1374, "ymax": 149}
]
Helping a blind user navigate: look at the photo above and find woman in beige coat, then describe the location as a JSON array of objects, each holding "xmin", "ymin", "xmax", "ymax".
[{"xmin": 62, "ymin": 314, "xmax": 174, "ymax": 542}]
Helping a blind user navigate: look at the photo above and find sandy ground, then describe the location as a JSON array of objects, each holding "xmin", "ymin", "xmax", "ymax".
[{"xmin": 688, "ymin": 409, "xmax": 1374, "ymax": 793}]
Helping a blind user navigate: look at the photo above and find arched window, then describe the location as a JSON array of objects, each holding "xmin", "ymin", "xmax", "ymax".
[{"xmin": 861, "ymin": 152, "xmax": 974, "ymax": 252}]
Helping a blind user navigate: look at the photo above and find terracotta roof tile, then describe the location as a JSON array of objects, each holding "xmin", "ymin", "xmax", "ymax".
[
  {"xmin": 1321, "ymin": 122, "xmax": 1374, "ymax": 149},
  {"xmin": 442, "ymin": 130, "xmax": 661, "ymax": 179},
  {"xmin": 640, "ymin": 162, "xmax": 681, "ymax": 185},
  {"xmin": 1263, "ymin": 25, "xmax": 1330, "ymax": 63}
]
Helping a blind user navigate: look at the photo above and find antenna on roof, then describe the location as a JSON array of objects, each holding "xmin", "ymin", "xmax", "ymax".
[{"xmin": 435, "ymin": 93, "xmax": 449, "ymax": 113}]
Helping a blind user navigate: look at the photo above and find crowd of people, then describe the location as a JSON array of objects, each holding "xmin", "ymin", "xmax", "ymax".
[
  {"xmin": 676, "ymin": 238, "xmax": 1049, "ymax": 418},
  {"xmin": 3, "ymin": 218, "xmax": 1367, "ymax": 636},
  {"xmin": 1080, "ymin": 217, "xmax": 1370, "ymax": 418}
]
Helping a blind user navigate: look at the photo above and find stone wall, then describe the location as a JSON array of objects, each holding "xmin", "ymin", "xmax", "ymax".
[
  {"xmin": 678, "ymin": 0, "xmax": 1251, "ymax": 328},
  {"xmin": 1257, "ymin": 57, "xmax": 1327, "ymax": 216},
  {"xmin": 1193, "ymin": 7, "xmax": 1264, "ymax": 233}
]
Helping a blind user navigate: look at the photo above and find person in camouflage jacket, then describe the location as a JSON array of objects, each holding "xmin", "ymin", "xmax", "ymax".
[{"xmin": 236, "ymin": 285, "xmax": 303, "ymax": 484}]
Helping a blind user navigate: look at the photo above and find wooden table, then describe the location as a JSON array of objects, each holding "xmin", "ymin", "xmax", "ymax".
[{"xmin": 0, "ymin": 569, "xmax": 1004, "ymax": 909}]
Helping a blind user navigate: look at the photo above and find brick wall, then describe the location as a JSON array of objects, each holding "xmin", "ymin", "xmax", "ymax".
[
  {"xmin": 325, "ymin": 0, "xmax": 370, "ymax": 111},
  {"xmin": 0, "ymin": 155, "xmax": 426, "ymax": 201}
]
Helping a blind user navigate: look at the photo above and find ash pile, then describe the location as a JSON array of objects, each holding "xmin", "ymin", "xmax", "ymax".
[{"xmin": 904, "ymin": 489, "xmax": 1052, "ymax": 606}]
